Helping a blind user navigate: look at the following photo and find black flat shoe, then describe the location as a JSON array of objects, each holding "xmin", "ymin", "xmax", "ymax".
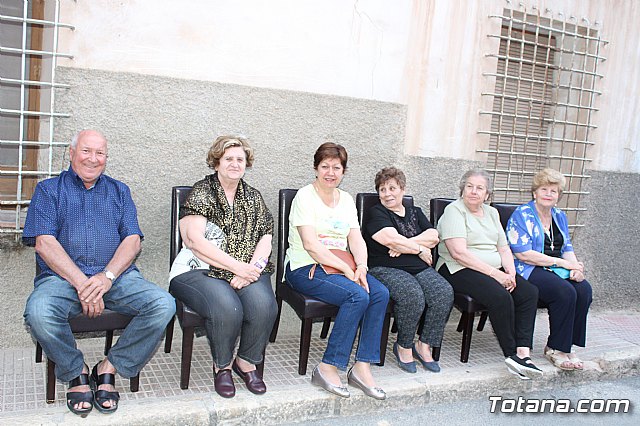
[
  {"xmin": 66, "ymin": 365, "xmax": 93, "ymax": 417},
  {"xmin": 90, "ymin": 362, "xmax": 120, "ymax": 414}
]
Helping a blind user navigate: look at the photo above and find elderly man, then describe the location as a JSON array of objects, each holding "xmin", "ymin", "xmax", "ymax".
[{"xmin": 23, "ymin": 129, "xmax": 175, "ymax": 416}]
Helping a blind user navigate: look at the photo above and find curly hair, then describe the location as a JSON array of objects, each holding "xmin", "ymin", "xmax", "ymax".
[
  {"xmin": 374, "ymin": 167, "xmax": 406, "ymax": 191},
  {"xmin": 206, "ymin": 135, "xmax": 254, "ymax": 170}
]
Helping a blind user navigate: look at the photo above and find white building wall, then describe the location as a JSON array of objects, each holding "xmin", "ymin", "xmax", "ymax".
[{"xmin": 57, "ymin": 0, "xmax": 639, "ymax": 171}]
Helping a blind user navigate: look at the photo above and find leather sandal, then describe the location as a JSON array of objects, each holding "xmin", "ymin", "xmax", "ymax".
[
  {"xmin": 66, "ymin": 365, "xmax": 93, "ymax": 417},
  {"xmin": 544, "ymin": 346, "xmax": 574, "ymax": 371},
  {"xmin": 568, "ymin": 352, "xmax": 584, "ymax": 370},
  {"xmin": 90, "ymin": 362, "xmax": 120, "ymax": 414}
]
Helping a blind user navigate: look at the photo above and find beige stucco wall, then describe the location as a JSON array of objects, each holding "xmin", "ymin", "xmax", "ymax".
[{"xmin": 55, "ymin": 0, "xmax": 639, "ymax": 172}]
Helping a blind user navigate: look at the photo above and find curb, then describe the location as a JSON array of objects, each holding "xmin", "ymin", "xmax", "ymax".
[{"xmin": 3, "ymin": 348, "xmax": 638, "ymax": 425}]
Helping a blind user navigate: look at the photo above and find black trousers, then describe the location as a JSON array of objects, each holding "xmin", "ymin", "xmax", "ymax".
[{"xmin": 438, "ymin": 264, "xmax": 538, "ymax": 357}]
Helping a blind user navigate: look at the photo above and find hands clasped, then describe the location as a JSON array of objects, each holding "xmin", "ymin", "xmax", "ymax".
[
  {"xmin": 76, "ymin": 273, "xmax": 113, "ymax": 317},
  {"xmin": 230, "ymin": 262, "xmax": 263, "ymax": 289}
]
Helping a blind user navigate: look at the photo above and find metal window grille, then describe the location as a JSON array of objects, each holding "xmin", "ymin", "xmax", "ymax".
[
  {"xmin": 0, "ymin": 0, "xmax": 73, "ymax": 235},
  {"xmin": 479, "ymin": 6, "xmax": 607, "ymax": 230}
]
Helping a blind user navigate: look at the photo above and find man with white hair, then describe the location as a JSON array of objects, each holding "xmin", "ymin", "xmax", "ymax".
[{"xmin": 23, "ymin": 129, "xmax": 175, "ymax": 416}]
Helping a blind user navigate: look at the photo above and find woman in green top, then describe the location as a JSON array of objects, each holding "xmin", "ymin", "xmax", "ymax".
[{"xmin": 436, "ymin": 169, "xmax": 542, "ymax": 380}]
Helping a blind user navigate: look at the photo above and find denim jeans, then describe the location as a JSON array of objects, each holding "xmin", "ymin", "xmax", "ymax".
[
  {"xmin": 285, "ymin": 263, "xmax": 389, "ymax": 370},
  {"xmin": 169, "ymin": 270, "xmax": 277, "ymax": 368},
  {"xmin": 24, "ymin": 270, "xmax": 175, "ymax": 382}
]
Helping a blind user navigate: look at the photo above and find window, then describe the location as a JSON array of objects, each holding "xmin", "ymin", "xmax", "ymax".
[
  {"xmin": 479, "ymin": 8, "xmax": 606, "ymax": 230},
  {"xmin": 0, "ymin": 0, "xmax": 72, "ymax": 235}
]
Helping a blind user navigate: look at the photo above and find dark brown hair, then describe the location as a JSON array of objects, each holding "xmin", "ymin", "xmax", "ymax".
[
  {"xmin": 313, "ymin": 142, "xmax": 348, "ymax": 171},
  {"xmin": 374, "ymin": 167, "xmax": 406, "ymax": 191}
]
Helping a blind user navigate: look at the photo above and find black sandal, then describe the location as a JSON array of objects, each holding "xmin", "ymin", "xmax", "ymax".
[
  {"xmin": 66, "ymin": 365, "xmax": 93, "ymax": 417},
  {"xmin": 90, "ymin": 362, "xmax": 120, "ymax": 414}
]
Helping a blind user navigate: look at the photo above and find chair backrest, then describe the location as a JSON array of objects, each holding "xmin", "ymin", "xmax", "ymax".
[
  {"xmin": 355, "ymin": 192, "xmax": 414, "ymax": 228},
  {"xmin": 429, "ymin": 198, "xmax": 456, "ymax": 265},
  {"xmin": 491, "ymin": 202, "xmax": 520, "ymax": 231},
  {"xmin": 170, "ymin": 186, "xmax": 193, "ymax": 268},
  {"xmin": 277, "ymin": 189, "xmax": 298, "ymax": 285}
]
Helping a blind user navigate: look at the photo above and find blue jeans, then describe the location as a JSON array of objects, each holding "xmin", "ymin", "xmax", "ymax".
[
  {"xmin": 169, "ymin": 270, "xmax": 277, "ymax": 368},
  {"xmin": 285, "ymin": 263, "xmax": 389, "ymax": 370},
  {"xmin": 24, "ymin": 270, "xmax": 175, "ymax": 382}
]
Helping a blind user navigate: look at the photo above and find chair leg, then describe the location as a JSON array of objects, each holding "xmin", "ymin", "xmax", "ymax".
[
  {"xmin": 129, "ymin": 373, "xmax": 140, "ymax": 392},
  {"xmin": 46, "ymin": 358, "xmax": 56, "ymax": 404},
  {"xmin": 378, "ymin": 311, "xmax": 392, "ymax": 366},
  {"xmin": 164, "ymin": 316, "xmax": 175, "ymax": 353},
  {"xmin": 269, "ymin": 296, "xmax": 283, "ymax": 343},
  {"xmin": 180, "ymin": 326, "xmax": 196, "ymax": 389},
  {"xmin": 460, "ymin": 312, "xmax": 476, "ymax": 363},
  {"xmin": 477, "ymin": 311, "xmax": 488, "ymax": 331},
  {"xmin": 298, "ymin": 319, "xmax": 313, "ymax": 376},
  {"xmin": 104, "ymin": 330, "xmax": 114, "ymax": 356},
  {"xmin": 432, "ymin": 346, "xmax": 441, "ymax": 362},
  {"xmin": 319, "ymin": 317, "xmax": 332, "ymax": 339},
  {"xmin": 257, "ymin": 347, "xmax": 266, "ymax": 377},
  {"xmin": 35, "ymin": 342, "xmax": 43, "ymax": 363}
]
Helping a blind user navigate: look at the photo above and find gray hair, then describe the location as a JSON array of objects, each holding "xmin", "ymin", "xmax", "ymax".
[
  {"xmin": 70, "ymin": 129, "xmax": 107, "ymax": 149},
  {"xmin": 459, "ymin": 168, "xmax": 493, "ymax": 197}
]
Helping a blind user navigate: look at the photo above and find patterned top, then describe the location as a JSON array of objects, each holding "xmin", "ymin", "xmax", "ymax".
[
  {"xmin": 180, "ymin": 173, "xmax": 274, "ymax": 281},
  {"xmin": 506, "ymin": 200, "xmax": 573, "ymax": 279},
  {"xmin": 23, "ymin": 167, "xmax": 142, "ymax": 281},
  {"xmin": 363, "ymin": 203, "xmax": 434, "ymax": 274}
]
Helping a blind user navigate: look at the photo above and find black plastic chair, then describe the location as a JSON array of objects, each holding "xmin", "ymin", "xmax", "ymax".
[
  {"xmin": 430, "ymin": 198, "xmax": 489, "ymax": 363},
  {"xmin": 491, "ymin": 201, "xmax": 549, "ymax": 312},
  {"xmin": 355, "ymin": 192, "xmax": 440, "ymax": 363},
  {"xmin": 165, "ymin": 185, "xmax": 266, "ymax": 389},
  {"xmin": 268, "ymin": 189, "xmax": 340, "ymax": 375},
  {"xmin": 33, "ymin": 269, "xmax": 140, "ymax": 403}
]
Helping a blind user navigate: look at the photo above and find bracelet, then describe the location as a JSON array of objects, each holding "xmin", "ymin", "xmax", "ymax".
[
  {"xmin": 488, "ymin": 268, "xmax": 496, "ymax": 278},
  {"xmin": 417, "ymin": 245, "xmax": 423, "ymax": 255},
  {"xmin": 356, "ymin": 263, "xmax": 369, "ymax": 272}
]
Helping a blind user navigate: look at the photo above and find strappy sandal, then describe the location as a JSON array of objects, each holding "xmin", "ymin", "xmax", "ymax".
[
  {"xmin": 568, "ymin": 352, "xmax": 584, "ymax": 370},
  {"xmin": 90, "ymin": 362, "xmax": 120, "ymax": 414},
  {"xmin": 543, "ymin": 346, "xmax": 574, "ymax": 371},
  {"xmin": 66, "ymin": 365, "xmax": 93, "ymax": 417}
]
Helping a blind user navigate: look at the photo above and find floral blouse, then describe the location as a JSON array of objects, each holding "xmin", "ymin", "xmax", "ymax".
[{"xmin": 506, "ymin": 200, "xmax": 573, "ymax": 279}]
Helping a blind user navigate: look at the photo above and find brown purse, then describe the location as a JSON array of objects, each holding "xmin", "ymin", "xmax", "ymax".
[{"xmin": 308, "ymin": 249, "xmax": 357, "ymax": 279}]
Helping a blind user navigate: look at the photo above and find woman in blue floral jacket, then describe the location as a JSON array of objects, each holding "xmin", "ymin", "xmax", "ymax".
[{"xmin": 506, "ymin": 169, "xmax": 592, "ymax": 371}]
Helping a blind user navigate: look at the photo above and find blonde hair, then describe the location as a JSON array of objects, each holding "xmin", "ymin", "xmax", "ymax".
[
  {"xmin": 531, "ymin": 168, "xmax": 566, "ymax": 197},
  {"xmin": 206, "ymin": 135, "xmax": 254, "ymax": 169}
]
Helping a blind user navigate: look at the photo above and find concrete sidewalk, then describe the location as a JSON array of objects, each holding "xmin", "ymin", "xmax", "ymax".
[{"xmin": 1, "ymin": 310, "xmax": 639, "ymax": 425}]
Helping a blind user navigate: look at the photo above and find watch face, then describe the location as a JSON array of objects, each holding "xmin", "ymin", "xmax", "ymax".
[{"xmin": 105, "ymin": 271, "xmax": 115, "ymax": 281}]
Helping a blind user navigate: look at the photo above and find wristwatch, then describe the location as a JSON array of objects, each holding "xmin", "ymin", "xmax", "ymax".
[{"xmin": 103, "ymin": 270, "xmax": 116, "ymax": 282}]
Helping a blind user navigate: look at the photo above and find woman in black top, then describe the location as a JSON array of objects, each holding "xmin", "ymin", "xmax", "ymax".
[{"xmin": 363, "ymin": 167, "xmax": 454, "ymax": 373}]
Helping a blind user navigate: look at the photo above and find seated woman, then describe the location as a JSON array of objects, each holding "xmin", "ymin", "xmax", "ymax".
[
  {"xmin": 285, "ymin": 142, "xmax": 390, "ymax": 400},
  {"xmin": 169, "ymin": 135, "xmax": 277, "ymax": 398},
  {"xmin": 506, "ymin": 168, "xmax": 592, "ymax": 370},
  {"xmin": 436, "ymin": 168, "xmax": 542, "ymax": 379},
  {"xmin": 363, "ymin": 167, "xmax": 453, "ymax": 373}
]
